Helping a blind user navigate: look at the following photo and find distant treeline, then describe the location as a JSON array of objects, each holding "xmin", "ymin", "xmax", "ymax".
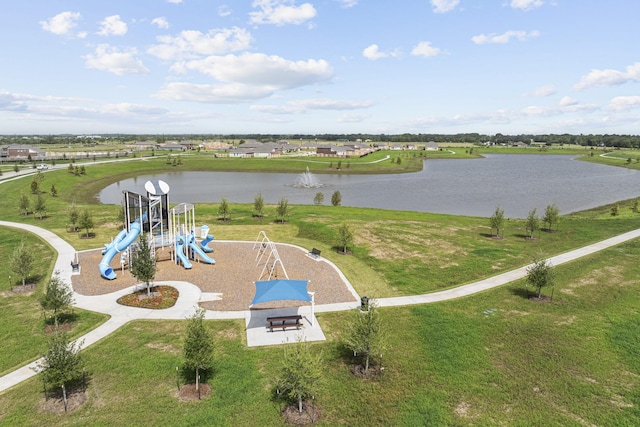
[{"xmin": 4, "ymin": 132, "xmax": 640, "ymax": 148}]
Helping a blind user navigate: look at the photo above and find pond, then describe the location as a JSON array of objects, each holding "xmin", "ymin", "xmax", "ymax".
[{"xmin": 99, "ymin": 154, "xmax": 640, "ymax": 218}]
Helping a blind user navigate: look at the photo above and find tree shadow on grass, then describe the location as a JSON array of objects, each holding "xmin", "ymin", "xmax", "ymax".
[
  {"xmin": 510, "ymin": 287, "xmax": 532, "ymax": 300},
  {"xmin": 43, "ymin": 312, "xmax": 79, "ymax": 329}
]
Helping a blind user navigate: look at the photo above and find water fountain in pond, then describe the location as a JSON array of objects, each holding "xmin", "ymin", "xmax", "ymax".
[{"xmin": 294, "ymin": 167, "xmax": 323, "ymax": 188}]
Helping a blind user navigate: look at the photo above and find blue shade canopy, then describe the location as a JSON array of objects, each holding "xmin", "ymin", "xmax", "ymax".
[{"xmin": 251, "ymin": 280, "xmax": 311, "ymax": 306}]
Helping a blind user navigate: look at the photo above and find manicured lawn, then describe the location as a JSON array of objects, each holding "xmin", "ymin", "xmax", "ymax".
[
  {"xmin": 1, "ymin": 241, "xmax": 639, "ymax": 425},
  {"xmin": 0, "ymin": 227, "xmax": 108, "ymax": 376}
]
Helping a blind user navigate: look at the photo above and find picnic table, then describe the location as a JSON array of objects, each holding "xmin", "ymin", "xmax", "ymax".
[{"xmin": 266, "ymin": 315, "xmax": 303, "ymax": 332}]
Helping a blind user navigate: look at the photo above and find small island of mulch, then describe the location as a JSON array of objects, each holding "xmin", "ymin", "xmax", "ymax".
[
  {"xmin": 176, "ymin": 383, "xmax": 212, "ymax": 401},
  {"xmin": 41, "ymin": 390, "xmax": 87, "ymax": 414},
  {"xmin": 116, "ymin": 285, "xmax": 179, "ymax": 309},
  {"xmin": 282, "ymin": 402, "xmax": 321, "ymax": 425}
]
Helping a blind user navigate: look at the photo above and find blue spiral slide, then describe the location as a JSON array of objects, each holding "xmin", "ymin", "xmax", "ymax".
[{"xmin": 99, "ymin": 221, "xmax": 142, "ymax": 280}]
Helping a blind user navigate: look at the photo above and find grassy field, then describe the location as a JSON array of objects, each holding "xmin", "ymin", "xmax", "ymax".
[
  {"xmin": 0, "ymin": 226, "xmax": 108, "ymax": 376},
  {"xmin": 1, "ymin": 151, "xmax": 640, "ymax": 425},
  {"xmin": 1, "ymin": 240, "xmax": 639, "ymax": 425}
]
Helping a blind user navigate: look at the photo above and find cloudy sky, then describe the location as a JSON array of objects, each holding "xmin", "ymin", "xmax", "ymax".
[{"xmin": 1, "ymin": 0, "xmax": 639, "ymax": 135}]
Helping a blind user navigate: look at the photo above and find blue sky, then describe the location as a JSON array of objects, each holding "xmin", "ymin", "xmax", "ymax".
[{"xmin": 1, "ymin": 0, "xmax": 639, "ymax": 135}]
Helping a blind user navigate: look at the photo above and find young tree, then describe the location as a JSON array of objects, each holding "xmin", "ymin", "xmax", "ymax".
[
  {"xmin": 217, "ymin": 197, "xmax": 230, "ymax": 221},
  {"xmin": 129, "ymin": 233, "xmax": 157, "ymax": 297},
  {"xmin": 489, "ymin": 205, "xmax": 505, "ymax": 238},
  {"xmin": 276, "ymin": 197, "xmax": 289, "ymax": 223},
  {"xmin": 183, "ymin": 307, "xmax": 214, "ymax": 398},
  {"xmin": 253, "ymin": 192, "xmax": 265, "ymax": 218},
  {"xmin": 313, "ymin": 192, "xmax": 324, "ymax": 205},
  {"xmin": 36, "ymin": 326, "xmax": 85, "ymax": 394},
  {"xmin": 542, "ymin": 203, "xmax": 560, "ymax": 232},
  {"xmin": 34, "ymin": 194, "xmax": 47, "ymax": 219},
  {"xmin": 337, "ymin": 160, "xmax": 342, "ymax": 169},
  {"xmin": 331, "ymin": 190, "xmax": 342, "ymax": 206},
  {"xmin": 526, "ymin": 258, "xmax": 556, "ymax": 298},
  {"xmin": 40, "ymin": 274, "xmax": 74, "ymax": 323},
  {"xmin": 525, "ymin": 208, "xmax": 539, "ymax": 239},
  {"xmin": 30, "ymin": 178, "xmax": 40, "ymax": 194},
  {"xmin": 336, "ymin": 222, "xmax": 354, "ymax": 254},
  {"xmin": 10, "ymin": 241, "xmax": 34, "ymax": 287},
  {"xmin": 50, "ymin": 184, "xmax": 58, "ymax": 197},
  {"xmin": 78, "ymin": 209, "xmax": 94, "ymax": 238},
  {"xmin": 343, "ymin": 299, "xmax": 387, "ymax": 374},
  {"xmin": 611, "ymin": 204, "xmax": 619, "ymax": 216},
  {"xmin": 68, "ymin": 203, "xmax": 79, "ymax": 232},
  {"xmin": 19, "ymin": 193, "xmax": 30, "ymax": 215},
  {"xmin": 276, "ymin": 338, "xmax": 323, "ymax": 413}
]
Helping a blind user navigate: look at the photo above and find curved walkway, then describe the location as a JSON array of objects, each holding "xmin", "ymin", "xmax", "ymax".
[{"xmin": 1, "ymin": 220, "xmax": 640, "ymax": 393}]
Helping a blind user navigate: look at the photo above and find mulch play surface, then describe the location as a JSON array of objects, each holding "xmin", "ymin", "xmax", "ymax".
[{"xmin": 72, "ymin": 241, "xmax": 358, "ymax": 311}]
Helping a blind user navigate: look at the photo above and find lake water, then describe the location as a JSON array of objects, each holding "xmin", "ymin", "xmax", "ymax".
[{"xmin": 99, "ymin": 154, "xmax": 640, "ymax": 218}]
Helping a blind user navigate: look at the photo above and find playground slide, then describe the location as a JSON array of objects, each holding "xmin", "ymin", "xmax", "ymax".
[
  {"xmin": 200, "ymin": 234, "xmax": 215, "ymax": 253},
  {"xmin": 99, "ymin": 221, "xmax": 142, "ymax": 280},
  {"xmin": 102, "ymin": 228, "xmax": 127, "ymax": 255},
  {"xmin": 188, "ymin": 236, "xmax": 216, "ymax": 264},
  {"xmin": 175, "ymin": 236, "xmax": 192, "ymax": 269}
]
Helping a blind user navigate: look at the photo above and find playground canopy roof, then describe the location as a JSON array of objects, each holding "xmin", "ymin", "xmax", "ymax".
[{"xmin": 251, "ymin": 279, "xmax": 311, "ymax": 306}]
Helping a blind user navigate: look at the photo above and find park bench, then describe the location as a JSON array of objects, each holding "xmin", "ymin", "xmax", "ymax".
[
  {"xmin": 308, "ymin": 248, "xmax": 321, "ymax": 259},
  {"xmin": 266, "ymin": 315, "xmax": 303, "ymax": 332}
]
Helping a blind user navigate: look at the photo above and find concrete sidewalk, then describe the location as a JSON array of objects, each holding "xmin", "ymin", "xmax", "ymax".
[{"xmin": 1, "ymin": 221, "xmax": 640, "ymax": 394}]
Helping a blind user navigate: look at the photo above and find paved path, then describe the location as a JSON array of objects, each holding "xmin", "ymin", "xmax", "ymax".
[{"xmin": 1, "ymin": 220, "xmax": 639, "ymax": 394}]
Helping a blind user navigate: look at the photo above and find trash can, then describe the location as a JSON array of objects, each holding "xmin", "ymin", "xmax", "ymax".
[
  {"xmin": 200, "ymin": 225, "xmax": 209, "ymax": 239},
  {"xmin": 360, "ymin": 296, "xmax": 369, "ymax": 311}
]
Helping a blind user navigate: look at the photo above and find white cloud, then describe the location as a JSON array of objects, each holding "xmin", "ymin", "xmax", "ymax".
[
  {"xmin": 179, "ymin": 53, "xmax": 332, "ymax": 88},
  {"xmin": 252, "ymin": 98, "xmax": 372, "ymax": 114},
  {"xmin": 40, "ymin": 11, "xmax": 82, "ymax": 36},
  {"xmin": 152, "ymin": 17, "xmax": 170, "ymax": 29},
  {"xmin": 527, "ymin": 85, "xmax": 556, "ymax": 97},
  {"xmin": 218, "ymin": 5, "xmax": 232, "ymax": 17},
  {"xmin": 84, "ymin": 45, "xmax": 149, "ymax": 76},
  {"xmin": 155, "ymin": 53, "xmax": 333, "ymax": 103},
  {"xmin": 291, "ymin": 98, "xmax": 373, "ymax": 110},
  {"xmin": 431, "ymin": 0, "xmax": 459, "ymax": 13},
  {"xmin": 559, "ymin": 96, "xmax": 578, "ymax": 107},
  {"xmin": 362, "ymin": 44, "xmax": 401, "ymax": 60},
  {"xmin": 148, "ymin": 27, "xmax": 252, "ymax": 60},
  {"xmin": 411, "ymin": 41, "xmax": 442, "ymax": 58},
  {"xmin": 167, "ymin": 0, "xmax": 183, "ymax": 3},
  {"xmin": 362, "ymin": 44, "xmax": 386, "ymax": 60},
  {"xmin": 607, "ymin": 96, "xmax": 640, "ymax": 111},
  {"xmin": 98, "ymin": 15, "xmax": 128, "ymax": 36},
  {"xmin": 510, "ymin": 0, "xmax": 543, "ymax": 11},
  {"xmin": 472, "ymin": 30, "xmax": 540, "ymax": 44},
  {"xmin": 574, "ymin": 62, "xmax": 640, "ymax": 90},
  {"xmin": 155, "ymin": 82, "xmax": 274, "ymax": 103},
  {"xmin": 249, "ymin": 0, "xmax": 316, "ymax": 26},
  {"xmin": 336, "ymin": 0, "xmax": 358, "ymax": 7}
]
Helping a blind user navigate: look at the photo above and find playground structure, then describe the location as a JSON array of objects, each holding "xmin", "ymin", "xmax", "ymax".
[
  {"xmin": 99, "ymin": 180, "xmax": 215, "ymax": 280},
  {"xmin": 169, "ymin": 202, "xmax": 215, "ymax": 269},
  {"xmin": 253, "ymin": 231, "xmax": 288, "ymax": 280}
]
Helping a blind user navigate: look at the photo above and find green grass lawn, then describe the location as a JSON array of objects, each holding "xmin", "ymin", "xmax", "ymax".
[
  {"xmin": 0, "ymin": 227, "xmax": 108, "ymax": 376},
  {"xmin": 1, "ymin": 240, "xmax": 639, "ymax": 425}
]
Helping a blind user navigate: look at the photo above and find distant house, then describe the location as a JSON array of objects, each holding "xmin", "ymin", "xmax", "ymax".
[
  {"xmin": 425, "ymin": 141, "xmax": 439, "ymax": 151},
  {"xmin": 4, "ymin": 144, "xmax": 45, "ymax": 160},
  {"xmin": 512, "ymin": 141, "xmax": 529, "ymax": 148},
  {"xmin": 316, "ymin": 145, "xmax": 349, "ymax": 156},
  {"xmin": 157, "ymin": 142, "xmax": 186, "ymax": 151}
]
